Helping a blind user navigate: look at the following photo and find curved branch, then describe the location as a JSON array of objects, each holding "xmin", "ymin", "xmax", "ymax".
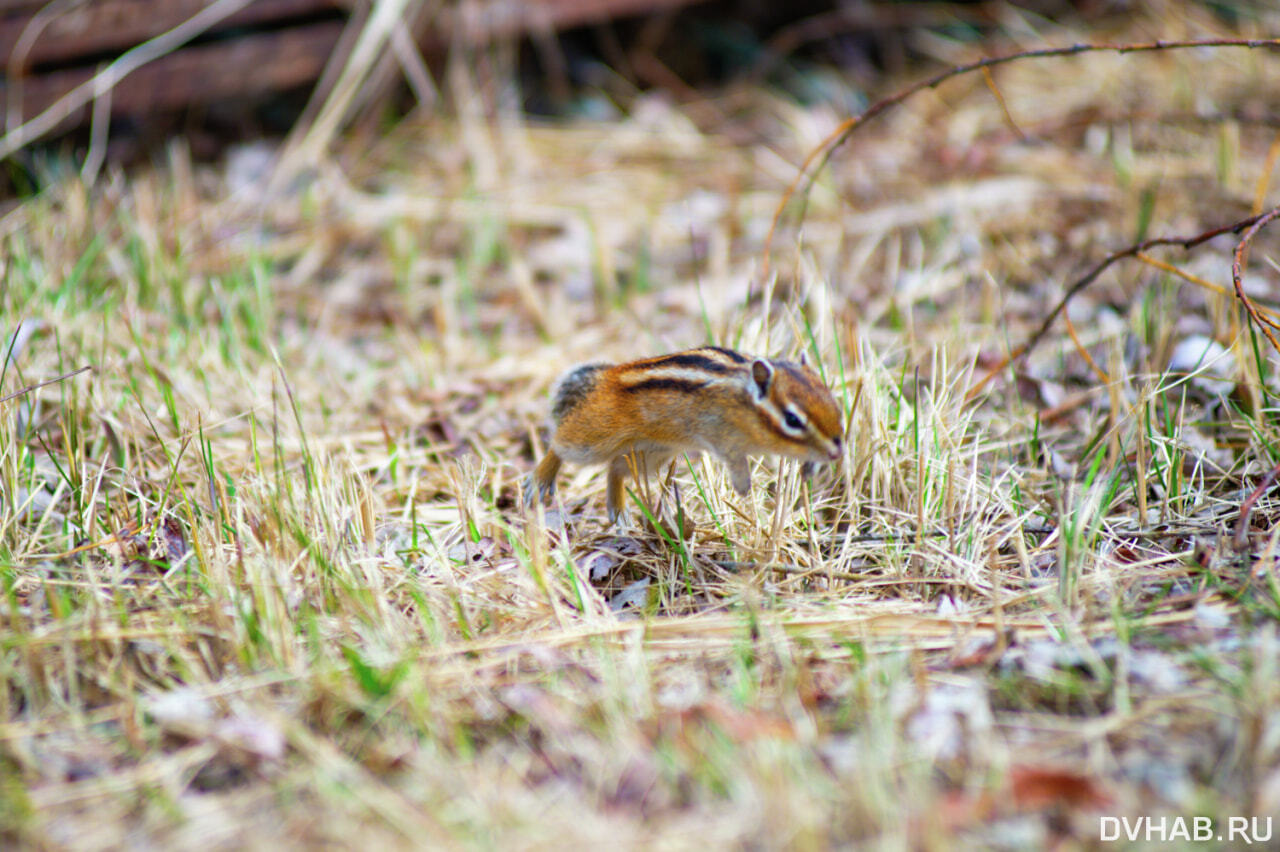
[
  {"xmin": 1231, "ymin": 207, "xmax": 1280, "ymax": 355},
  {"xmin": 762, "ymin": 36, "xmax": 1280, "ymax": 276},
  {"xmin": 965, "ymin": 211, "xmax": 1273, "ymax": 401}
]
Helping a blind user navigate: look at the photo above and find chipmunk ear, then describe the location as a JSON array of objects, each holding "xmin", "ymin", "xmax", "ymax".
[
  {"xmin": 798, "ymin": 351, "xmax": 809, "ymax": 367},
  {"xmin": 750, "ymin": 359, "xmax": 774, "ymax": 399}
]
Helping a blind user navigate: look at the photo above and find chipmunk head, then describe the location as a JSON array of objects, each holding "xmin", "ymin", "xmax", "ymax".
[{"xmin": 749, "ymin": 355, "xmax": 844, "ymax": 462}]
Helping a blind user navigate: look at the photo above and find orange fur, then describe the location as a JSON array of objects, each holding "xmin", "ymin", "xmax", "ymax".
[{"xmin": 525, "ymin": 347, "xmax": 843, "ymax": 523}]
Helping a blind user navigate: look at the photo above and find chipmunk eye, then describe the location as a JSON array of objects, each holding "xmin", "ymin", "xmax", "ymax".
[{"xmin": 783, "ymin": 410, "xmax": 804, "ymax": 431}]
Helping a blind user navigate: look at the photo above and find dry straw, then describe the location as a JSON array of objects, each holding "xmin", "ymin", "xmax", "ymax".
[{"xmin": 3, "ymin": 0, "xmax": 1280, "ymax": 847}]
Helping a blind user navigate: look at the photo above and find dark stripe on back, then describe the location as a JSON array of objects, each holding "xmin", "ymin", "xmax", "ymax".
[
  {"xmin": 700, "ymin": 346, "xmax": 748, "ymax": 363},
  {"xmin": 621, "ymin": 378, "xmax": 708, "ymax": 394},
  {"xmin": 643, "ymin": 352, "xmax": 737, "ymax": 373}
]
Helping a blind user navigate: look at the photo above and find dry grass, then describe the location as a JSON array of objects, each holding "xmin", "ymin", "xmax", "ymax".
[{"xmin": 3, "ymin": 1, "xmax": 1280, "ymax": 848}]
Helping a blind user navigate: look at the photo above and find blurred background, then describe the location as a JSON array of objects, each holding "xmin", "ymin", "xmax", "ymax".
[{"xmin": 1, "ymin": 0, "xmax": 1179, "ymax": 184}]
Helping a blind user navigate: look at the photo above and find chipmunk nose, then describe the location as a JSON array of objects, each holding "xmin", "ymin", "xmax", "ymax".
[{"xmin": 828, "ymin": 437, "xmax": 842, "ymax": 459}]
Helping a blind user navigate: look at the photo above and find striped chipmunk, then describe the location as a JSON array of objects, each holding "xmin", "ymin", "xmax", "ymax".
[{"xmin": 525, "ymin": 346, "xmax": 844, "ymax": 524}]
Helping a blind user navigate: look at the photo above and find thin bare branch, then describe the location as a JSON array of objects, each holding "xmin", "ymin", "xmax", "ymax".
[
  {"xmin": 0, "ymin": 365, "xmax": 91, "ymax": 405},
  {"xmin": 1230, "ymin": 206, "xmax": 1280, "ymax": 354},
  {"xmin": 762, "ymin": 36, "xmax": 1280, "ymax": 277}
]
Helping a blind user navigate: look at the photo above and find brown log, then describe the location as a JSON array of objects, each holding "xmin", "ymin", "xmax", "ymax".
[
  {"xmin": 0, "ymin": 0, "xmax": 346, "ymax": 70},
  {"xmin": 0, "ymin": 0, "xmax": 708, "ymax": 137},
  {"xmin": 435, "ymin": 0, "xmax": 703, "ymax": 44},
  {"xmin": 2, "ymin": 21, "xmax": 343, "ymax": 131}
]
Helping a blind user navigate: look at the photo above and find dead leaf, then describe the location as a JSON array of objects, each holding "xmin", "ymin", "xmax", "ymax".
[
  {"xmin": 147, "ymin": 687, "xmax": 215, "ymax": 727},
  {"xmin": 610, "ymin": 577, "xmax": 650, "ymax": 612},
  {"xmin": 1016, "ymin": 372, "xmax": 1066, "ymax": 409},
  {"xmin": 699, "ymin": 698, "xmax": 796, "ymax": 742},
  {"xmin": 1168, "ymin": 334, "xmax": 1235, "ymax": 397},
  {"xmin": 579, "ymin": 549, "xmax": 618, "ymax": 582},
  {"xmin": 1009, "ymin": 765, "xmax": 1112, "ymax": 811},
  {"xmin": 214, "ymin": 714, "xmax": 286, "ymax": 763},
  {"xmin": 447, "ymin": 536, "xmax": 498, "ymax": 566}
]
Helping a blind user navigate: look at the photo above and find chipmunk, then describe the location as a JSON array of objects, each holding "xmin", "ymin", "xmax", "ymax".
[{"xmin": 525, "ymin": 346, "xmax": 844, "ymax": 524}]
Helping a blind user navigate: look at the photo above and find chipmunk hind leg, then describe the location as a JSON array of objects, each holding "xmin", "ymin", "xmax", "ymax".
[{"xmin": 525, "ymin": 450, "xmax": 563, "ymax": 507}]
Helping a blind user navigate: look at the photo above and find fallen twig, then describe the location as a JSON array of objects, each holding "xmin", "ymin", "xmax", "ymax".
[
  {"xmin": 1234, "ymin": 461, "xmax": 1280, "ymax": 551},
  {"xmin": 0, "ymin": 365, "xmax": 92, "ymax": 405},
  {"xmin": 1230, "ymin": 206, "xmax": 1280, "ymax": 355},
  {"xmin": 967, "ymin": 211, "xmax": 1272, "ymax": 400},
  {"xmin": 762, "ymin": 36, "xmax": 1280, "ymax": 278},
  {"xmin": 1025, "ymin": 211, "xmax": 1273, "ymax": 359}
]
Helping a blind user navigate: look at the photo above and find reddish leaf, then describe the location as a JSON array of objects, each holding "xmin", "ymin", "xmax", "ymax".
[{"xmin": 1009, "ymin": 765, "xmax": 1112, "ymax": 811}]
